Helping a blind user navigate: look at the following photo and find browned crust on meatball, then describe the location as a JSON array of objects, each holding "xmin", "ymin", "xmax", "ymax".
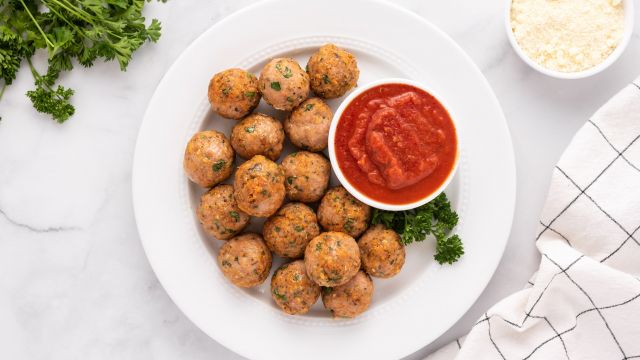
[
  {"xmin": 218, "ymin": 233, "xmax": 272, "ymax": 288},
  {"xmin": 197, "ymin": 184, "xmax": 250, "ymax": 240},
  {"xmin": 284, "ymin": 98, "xmax": 333, "ymax": 152},
  {"xmin": 271, "ymin": 260, "xmax": 321, "ymax": 315},
  {"xmin": 304, "ymin": 232, "xmax": 361, "ymax": 287},
  {"xmin": 208, "ymin": 68, "xmax": 261, "ymax": 120},
  {"xmin": 233, "ymin": 155, "xmax": 285, "ymax": 217},
  {"xmin": 317, "ymin": 186, "xmax": 371, "ymax": 237},
  {"xmin": 307, "ymin": 44, "xmax": 359, "ymax": 99},
  {"xmin": 281, "ymin": 151, "xmax": 331, "ymax": 203},
  {"xmin": 259, "ymin": 58, "xmax": 310, "ymax": 111},
  {"xmin": 231, "ymin": 113, "xmax": 285, "ymax": 161},
  {"xmin": 322, "ymin": 271, "xmax": 373, "ymax": 318},
  {"xmin": 358, "ymin": 224, "xmax": 405, "ymax": 278},
  {"xmin": 263, "ymin": 203, "xmax": 320, "ymax": 258},
  {"xmin": 183, "ymin": 130, "xmax": 234, "ymax": 188}
]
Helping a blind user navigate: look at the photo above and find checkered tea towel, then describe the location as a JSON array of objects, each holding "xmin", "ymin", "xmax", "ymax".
[{"xmin": 427, "ymin": 78, "xmax": 640, "ymax": 360}]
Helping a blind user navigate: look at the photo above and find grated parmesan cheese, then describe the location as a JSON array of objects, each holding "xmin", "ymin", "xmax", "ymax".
[{"xmin": 511, "ymin": 0, "xmax": 625, "ymax": 73}]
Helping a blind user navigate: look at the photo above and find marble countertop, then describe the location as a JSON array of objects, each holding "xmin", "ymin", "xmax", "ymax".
[{"xmin": 1, "ymin": 1, "xmax": 638, "ymax": 359}]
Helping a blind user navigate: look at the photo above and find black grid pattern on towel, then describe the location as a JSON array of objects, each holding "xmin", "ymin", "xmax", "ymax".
[{"xmin": 450, "ymin": 82, "xmax": 640, "ymax": 360}]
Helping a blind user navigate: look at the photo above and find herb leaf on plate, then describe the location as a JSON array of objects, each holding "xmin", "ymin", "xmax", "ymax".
[{"xmin": 371, "ymin": 192, "xmax": 464, "ymax": 265}]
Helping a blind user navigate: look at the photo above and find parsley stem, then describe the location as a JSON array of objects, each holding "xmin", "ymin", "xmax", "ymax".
[
  {"xmin": 26, "ymin": 58, "xmax": 51, "ymax": 93},
  {"xmin": 17, "ymin": 0, "xmax": 55, "ymax": 49},
  {"xmin": 0, "ymin": 83, "xmax": 7, "ymax": 103},
  {"xmin": 44, "ymin": 5, "xmax": 87, "ymax": 39}
]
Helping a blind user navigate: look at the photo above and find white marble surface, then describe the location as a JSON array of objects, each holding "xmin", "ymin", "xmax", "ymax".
[{"xmin": 0, "ymin": 1, "xmax": 638, "ymax": 359}]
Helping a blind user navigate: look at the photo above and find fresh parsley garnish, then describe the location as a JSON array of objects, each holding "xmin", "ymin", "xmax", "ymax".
[
  {"xmin": 304, "ymin": 103, "xmax": 315, "ymax": 112},
  {"xmin": 0, "ymin": 0, "xmax": 164, "ymax": 123},
  {"xmin": 270, "ymin": 81, "xmax": 281, "ymax": 91},
  {"xmin": 212, "ymin": 160, "xmax": 226, "ymax": 172},
  {"xmin": 245, "ymin": 125, "xmax": 255, "ymax": 133},
  {"xmin": 371, "ymin": 193, "xmax": 464, "ymax": 265},
  {"xmin": 244, "ymin": 91, "xmax": 256, "ymax": 98}
]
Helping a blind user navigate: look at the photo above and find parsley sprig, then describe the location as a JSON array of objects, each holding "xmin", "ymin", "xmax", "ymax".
[
  {"xmin": 0, "ymin": 0, "xmax": 164, "ymax": 122},
  {"xmin": 371, "ymin": 192, "xmax": 464, "ymax": 265}
]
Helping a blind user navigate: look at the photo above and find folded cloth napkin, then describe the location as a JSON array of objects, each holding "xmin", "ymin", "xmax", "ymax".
[{"xmin": 427, "ymin": 78, "xmax": 640, "ymax": 360}]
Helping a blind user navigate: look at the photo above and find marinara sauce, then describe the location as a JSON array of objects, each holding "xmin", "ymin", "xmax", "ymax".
[{"xmin": 334, "ymin": 83, "xmax": 458, "ymax": 205}]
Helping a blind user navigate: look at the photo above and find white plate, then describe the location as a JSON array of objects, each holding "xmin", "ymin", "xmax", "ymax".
[{"xmin": 132, "ymin": 1, "xmax": 516, "ymax": 359}]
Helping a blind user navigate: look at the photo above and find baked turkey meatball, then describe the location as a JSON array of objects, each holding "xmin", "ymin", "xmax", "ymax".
[
  {"xmin": 183, "ymin": 130, "xmax": 234, "ymax": 188},
  {"xmin": 305, "ymin": 232, "xmax": 360, "ymax": 287},
  {"xmin": 284, "ymin": 98, "xmax": 333, "ymax": 152},
  {"xmin": 234, "ymin": 155, "xmax": 285, "ymax": 217},
  {"xmin": 271, "ymin": 260, "xmax": 321, "ymax": 315},
  {"xmin": 208, "ymin": 68, "xmax": 260, "ymax": 119},
  {"xmin": 281, "ymin": 151, "xmax": 331, "ymax": 203},
  {"xmin": 317, "ymin": 186, "xmax": 371, "ymax": 237},
  {"xmin": 231, "ymin": 113, "xmax": 284, "ymax": 161},
  {"xmin": 307, "ymin": 44, "xmax": 359, "ymax": 99},
  {"xmin": 197, "ymin": 185, "xmax": 250, "ymax": 240},
  {"xmin": 259, "ymin": 58, "xmax": 310, "ymax": 111},
  {"xmin": 322, "ymin": 271, "xmax": 373, "ymax": 318},
  {"xmin": 263, "ymin": 203, "xmax": 320, "ymax": 258},
  {"xmin": 218, "ymin": 233, "xmax": 272, "ymax": 288},
  {"xmin": 359, "ymin": 224, "xmax": 405, "ymax": 278}
]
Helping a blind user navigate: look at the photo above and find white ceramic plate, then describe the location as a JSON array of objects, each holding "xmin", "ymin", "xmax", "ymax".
[{"xmin": 132, "ymin": 1, "xmax": 516, "ymax": 359}]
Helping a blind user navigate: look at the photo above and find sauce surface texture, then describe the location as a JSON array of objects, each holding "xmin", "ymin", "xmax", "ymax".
[{"xmin": 335, "ymin": 83, "xmax": 457, "ymax": 204}]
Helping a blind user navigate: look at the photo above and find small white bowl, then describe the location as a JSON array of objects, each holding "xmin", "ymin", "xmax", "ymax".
[
  {"xmin": 327, "ymin": 78, "xmax": 460, "ymax": 212},
  {"xmin": 505, "ymin": 0, "xmax": 635, "ymax": 79}
]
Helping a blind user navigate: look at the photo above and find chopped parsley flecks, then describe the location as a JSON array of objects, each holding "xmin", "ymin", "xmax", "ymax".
[{"xmin": 212, "ymin": 160, "xmax": 226, "ymax": 172}]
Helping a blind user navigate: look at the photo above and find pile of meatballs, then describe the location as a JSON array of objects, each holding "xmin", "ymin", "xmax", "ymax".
[{"xmin": 184, "ymin": 44, "xmax": 406, "ymax": 318}]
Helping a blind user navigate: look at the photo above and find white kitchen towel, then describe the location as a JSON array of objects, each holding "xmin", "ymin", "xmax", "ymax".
[{"xmin": 427, "ymin": 78, "xmax": 640, "ymax": 360}]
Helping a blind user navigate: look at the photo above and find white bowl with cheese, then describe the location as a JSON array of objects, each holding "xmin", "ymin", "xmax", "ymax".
[{"xmin": 505, "ymin": 0, "xmax": 635, "ymax": 79}]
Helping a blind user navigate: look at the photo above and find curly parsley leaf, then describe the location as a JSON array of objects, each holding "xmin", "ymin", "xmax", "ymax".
[{"xmin": 371, "ymin": 192, "xmax": 464, "ymax": 265}]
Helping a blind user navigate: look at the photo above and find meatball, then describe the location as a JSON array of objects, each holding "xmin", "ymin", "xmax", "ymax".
[
  {"xmin": 197, "ymin": 185, "xmax": 250, "ymax": 240},
  {"xmin": 183, "ymin": 130, "xmax": 234, "ymax": 188},
  {"xmin": 259, "ymin": 58, "xmax": 310, "ymax": 111},
  {"xmin": 234, "ymin": 155, "xmax": 285, "ymax": 217},
  {"xmin": 263, "ymin": 203, "xmax": 320, "ymax": 258},
  {"xmin": 231, "ymin": 113, "xmax": 284, "ymax": 161},
  {"xmin": 208, "ymin": 68, "xmax": 261, "ymax": 120},
  {"xmin": 281, "ymin": 151, "xmax": 331, "ymax": 203},
  {"xmin": 317, "ymin": 186, "xmax": 371, "ymax": 237},
  {"xmin": 358, "ymin": 224, "xmax": 405, "ymax": 278},
  {"xmin": 307, "ymin": 44, "xmax": 359, "ymax": 99},
  {"xmin": 284, "ymin": 98, "xmax": 333, "ymax": 152},
  {"xmin": 322, "ymin": 271, "xmax": 373, "ymax": 318},
  {"xmin": 217, "ymin": 233, "xmax": 272, "ymax": 288},
  {"xmin": 271, "ymin": 260, "xmax": 321, "ymax": 315},
  {"xmin": 305, "ymin": 232, "xmax": 360, "ymax": 287}
]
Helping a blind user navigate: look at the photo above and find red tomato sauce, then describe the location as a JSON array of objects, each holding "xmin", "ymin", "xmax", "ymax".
[{"xmin": 335, "ymin": 83, "xmax": 458, "ymax": 205}]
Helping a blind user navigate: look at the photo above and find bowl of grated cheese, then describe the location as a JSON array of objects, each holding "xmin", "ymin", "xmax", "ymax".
[{"xmin": 506, "ymin": 0, "xmax": 635, "ymax": 79}]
